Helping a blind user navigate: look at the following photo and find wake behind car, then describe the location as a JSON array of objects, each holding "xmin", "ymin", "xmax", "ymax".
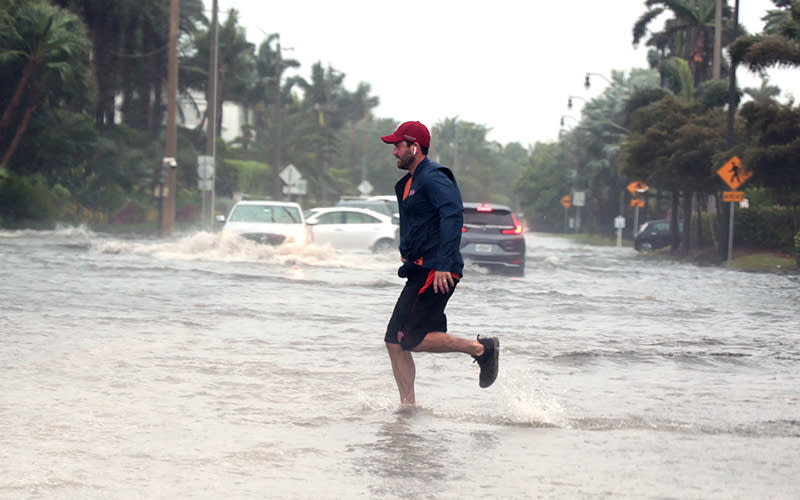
[
  {"xmin": 222, "ymin": 200, "xmax": 310, "ymax": 246},
  {"xmin": 305, "ymin": 206, "xmax": 398, "ymax": 252},
  {"xmin": 460, "ymin": 202, "xmax": 526, "ymax": 276}
]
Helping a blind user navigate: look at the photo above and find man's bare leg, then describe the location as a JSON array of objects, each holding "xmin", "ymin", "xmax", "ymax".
[
  {"xmin": 412, "ymin": 331, "xmax": 484, "ymax": 356},
  {"xmin": 414, "ymin": 331, "xmax": 500, "ymax": 388},
  {"xmin": 386, "ymin": 342, "xmax": 416, "ymax": 406}
]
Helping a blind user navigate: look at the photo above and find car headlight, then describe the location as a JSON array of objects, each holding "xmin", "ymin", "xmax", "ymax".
[{"xmin": 286, "ymin": 229, "xmax": 310, "ymax": 246}]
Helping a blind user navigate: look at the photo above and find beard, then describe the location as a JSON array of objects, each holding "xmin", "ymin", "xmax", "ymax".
[{"xmin": 396, "ymin": 150, "xmax": 414, "ymax": 170}]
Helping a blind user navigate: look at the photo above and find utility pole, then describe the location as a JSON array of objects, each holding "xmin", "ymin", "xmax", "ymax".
[
  {"xmin": 713, "ymin": 0, "xmax": 723, "ymax": 80},
  {"xmin": 320, "ymin": 66, "xmax": 335, "ymax": 204},
  {"xmin": 722, "ymin": 0, "xmax": 740, "ymax": 262},
  {"xmin": 272, "ymin": 40, "xmax": 283, "ymax": 200},
  {"xmin": 161, "ymin": 0, "xmax": 179, "ymax": 235},
  {"xmin": 202, "ymin": 0, "xmax": 218, "ymax": 230}
]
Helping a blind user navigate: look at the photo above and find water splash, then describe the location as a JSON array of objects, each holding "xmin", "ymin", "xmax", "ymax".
[
  {"xmin": 90, "ymin": 230, "xmax": 399, "ymax": 271},
  {"xmin": 497, "ymin": 373, "xmax": 567, "ymax": 428}
]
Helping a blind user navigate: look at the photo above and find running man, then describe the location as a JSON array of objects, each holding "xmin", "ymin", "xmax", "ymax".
[{"xmin": 380, "ymin": 121, "xmax": 499, "ymax": 406}]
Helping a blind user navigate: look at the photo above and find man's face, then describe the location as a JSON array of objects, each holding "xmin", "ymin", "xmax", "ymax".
[{"xmin": 392, "ymin": 142, "xmax": 414, "ymax": 170}]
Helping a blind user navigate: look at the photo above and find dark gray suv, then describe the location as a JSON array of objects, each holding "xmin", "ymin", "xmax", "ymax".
[
  {"xmin": 634, "ymin": 219, "xmax": 682, "ymax": 251},
  {"xmin": 460, "ymin": 202, "xmax": 526, "ymax": 276}
]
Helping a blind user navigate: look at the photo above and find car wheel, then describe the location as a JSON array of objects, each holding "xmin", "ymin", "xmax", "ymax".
[
  {"xmin": 372, "ymin": 239, "xmax": 396, "ymax": 253},
  {"xmin": 640, "ymin": 241, "xmax": 654, "ymax": 252}
]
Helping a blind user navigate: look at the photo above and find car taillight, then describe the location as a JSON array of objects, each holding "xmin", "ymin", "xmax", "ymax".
[
  {"xmin": 476, "ymin": 205, "xmax": 493, "ymax": 212},
  {"xmin": 502, "ymin": 214, "xmax": 523, "ymax": 235}
]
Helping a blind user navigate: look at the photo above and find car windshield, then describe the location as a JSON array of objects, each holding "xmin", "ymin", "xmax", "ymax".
[
  {"xmin": 463, "ymin": 209, "xmax": 514, "ymax": 226},
  {"xmin": 230, "ymin": 204, "xmax": 301, "ymax": 223}
]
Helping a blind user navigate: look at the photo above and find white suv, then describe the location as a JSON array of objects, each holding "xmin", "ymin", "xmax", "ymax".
[{"xmin": 222, "ymin": 200, "xmax": 310, "ymax": 246}]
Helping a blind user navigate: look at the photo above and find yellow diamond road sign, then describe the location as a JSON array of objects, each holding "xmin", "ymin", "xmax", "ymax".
[{"xmin": 717, "ymin": 155, "xmax": 752, "ymax": 190}]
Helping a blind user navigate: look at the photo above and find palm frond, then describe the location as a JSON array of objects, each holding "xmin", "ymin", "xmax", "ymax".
[
  {"xmin": 673, "ymin": 57, "xmax": 695, "ymax": 102},
  {"xmin": 653, "ymin": 0, "xmax": 698, "ymax": 24},
  {"xmin": 728, "ymin": 34, "xmax": 763, "ymax": 65},
  {"xmin": 742, "ymin": 35, "xmax": 800, "ymax": 71},
  {"xmin": 633, "ymin": 7, "xmax": 665, "ymax": 45}
]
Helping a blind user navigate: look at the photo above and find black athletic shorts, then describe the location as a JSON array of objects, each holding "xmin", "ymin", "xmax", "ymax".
[{"xmin": 385, "ymin": 266, "xmax": 459, "ymax": 351}]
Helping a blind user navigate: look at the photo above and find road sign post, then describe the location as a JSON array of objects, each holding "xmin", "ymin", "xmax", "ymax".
[
  {"xmin": 280, "ymin": 164, "xmax": 304, "ymax": 200},
  {"xmin": 614, "ymin": 215, "xmax": 625, "ymax": 248},
  {"xmin": 197, "ymin": 155, "xmax": 215, "ymax": 229},
  {"xmin": 716, "ymin": 155, "xmax": 752, "ymax": 264},
  {"xmin": 572, "ymin": 191, "xmax": 585, "ymax": 233}
]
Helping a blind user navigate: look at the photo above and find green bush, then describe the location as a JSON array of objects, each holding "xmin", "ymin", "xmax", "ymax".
[
  {"xmin": 734, "ymin": 205, "xmax": 797, "ymax": 252},
  {"xmin": 224, "ymin": 159, "xmax": 271, "ymax": 198},
  {"xmin": 82, "ymin": 183, "xmax": 128, "ymax": 217},
  {"xmin": 0, "ymin": 173, "xmax": 68, "ymax": 226},
  {"xmin": 794, "ymin": 230, "xmax": 800, "ymax": 261}
]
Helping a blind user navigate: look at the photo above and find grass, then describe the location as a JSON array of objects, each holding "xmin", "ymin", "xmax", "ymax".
[
  {"xmin": 728, "ymin": 251, "xmax": 798, "ymax": 272},
  {"xmin": 645, "ymin": 246, "xmax": 798, "ymax": 272},
  {"xmin": 547, "ymin": 232, "xmax": 620, "ymax": 247},
  {"xmin": 541, "ymin": 232, "xmax": 799, "ymax": 273}
]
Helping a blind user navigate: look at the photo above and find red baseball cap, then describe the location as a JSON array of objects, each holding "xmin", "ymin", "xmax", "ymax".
[{"xmin": 380, "ymin": 121, "xmax": 430, "ymax": 148}]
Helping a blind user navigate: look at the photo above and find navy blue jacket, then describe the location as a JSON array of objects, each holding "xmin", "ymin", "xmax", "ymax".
[{"xmin": 394, "ymin": 158, "xmax": 464, "ymax": 277}]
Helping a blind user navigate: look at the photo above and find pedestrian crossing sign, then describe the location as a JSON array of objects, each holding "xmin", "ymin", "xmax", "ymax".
[{"xmin": 717, "ymin": 155, "xmax": 752, "ymax": 190}]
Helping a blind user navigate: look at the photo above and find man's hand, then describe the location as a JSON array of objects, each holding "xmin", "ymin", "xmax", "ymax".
[{"xmin": 432, "ymin": 270, "xmax": 454, "ymax": 294}]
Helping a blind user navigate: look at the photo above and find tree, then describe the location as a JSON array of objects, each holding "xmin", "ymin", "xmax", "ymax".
[
  {"xmin": 729, "ymin": 0, "xmax": 800, "ymax": 72},
  {"xmin": 186, "ymin": 8, "xmax": 256, "ymax": 141},
  {"xmin": 515, "ymin": 140, "xmax": 574, "ymax": 232},
  {"xmin": 743, "ymin": 78, "xmax": 782, "ymax": 104},
  {"xmin": 431, "ymin": 118, "xmax": 498, "ymax": 202},
  {"xmin": 739, "ymin": 98, "xmax": 800, "ymax": 208},
  {"xmin": 562, "ymin": 69, "xmax": 660, "ymax": 234},
  {"xmin": 245, "ymin": 34, "xmax": 302, "ymax": 199},
  {"xmin": 53, "ymin": 0, "xmax": 205, "ymax": 132},
  {"xmin": 620, "ymin": 93, "xmax": 727, "ymax": 252},
  {"xmin": 634, "ymin": 0, "xmax": 736, "ymax": 86},
  {"xmin": 0, "ymin": 0, "xmax": 92, "ymax": 167}
]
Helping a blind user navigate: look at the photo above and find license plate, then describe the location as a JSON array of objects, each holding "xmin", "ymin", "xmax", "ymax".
[{"xmin": 475, "ymin": 244, "xmax": 492, "ymax": 253}]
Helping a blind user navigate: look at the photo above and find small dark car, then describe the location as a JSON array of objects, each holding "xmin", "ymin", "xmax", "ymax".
[
  {"xmin": 634, "ymin": 219, "xmax": 681, "ymax": 251},
  {"xmin": 460, "ymin": 202, "xmax": 526, "ymax": 276}
]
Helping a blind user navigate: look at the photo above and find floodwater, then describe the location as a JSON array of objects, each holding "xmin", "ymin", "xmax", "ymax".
[{"xmin": 1, "ymin": 227, "xmax": 798, "ymax": 499}]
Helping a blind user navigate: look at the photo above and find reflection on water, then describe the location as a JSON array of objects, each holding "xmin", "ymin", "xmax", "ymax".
[
  {"xmin": 1, "ymin": 227, "xmax": 799, "ymax": 500},
  {"xmin": 365, "ymin": 413, "xmax": 447, "ymax": 479}
]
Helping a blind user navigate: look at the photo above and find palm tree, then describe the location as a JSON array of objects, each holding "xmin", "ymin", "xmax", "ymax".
[
  {"xmin": 728, "ymin": 0, "xmax": 800, "ymax": 72},
  {"xmin": 187, "ymin": 8, "xmax": 256, "ymax": 140},
  {"xmin": 0, "ymin": 0, "xmax": 92, "ymax": 166},
  {"xmin": 633, "ymin": 0, "xmax": 734, "ymax": 86},
  {"xmin": 743, "ymin": 78, "xmax": 782, "ymax": 104},
  {"xmin": 52, "ymin": 0, "xmax": 205, "ymax": 132}
]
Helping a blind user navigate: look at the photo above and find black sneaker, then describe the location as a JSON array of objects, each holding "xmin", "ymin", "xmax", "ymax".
[{"xmin": 473, "ymin": 335, "xmax": 499, "ymax": 388}]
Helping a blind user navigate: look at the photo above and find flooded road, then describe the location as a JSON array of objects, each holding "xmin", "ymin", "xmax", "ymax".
[{"xmin": 1, "ymin": 227, "xmax": 798, "ymax": 499}]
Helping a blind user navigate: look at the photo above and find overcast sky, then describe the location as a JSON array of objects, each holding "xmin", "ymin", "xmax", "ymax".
[{"xmin": 211, "ymin": 0, "xmax": 796, "ymax": 146}]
